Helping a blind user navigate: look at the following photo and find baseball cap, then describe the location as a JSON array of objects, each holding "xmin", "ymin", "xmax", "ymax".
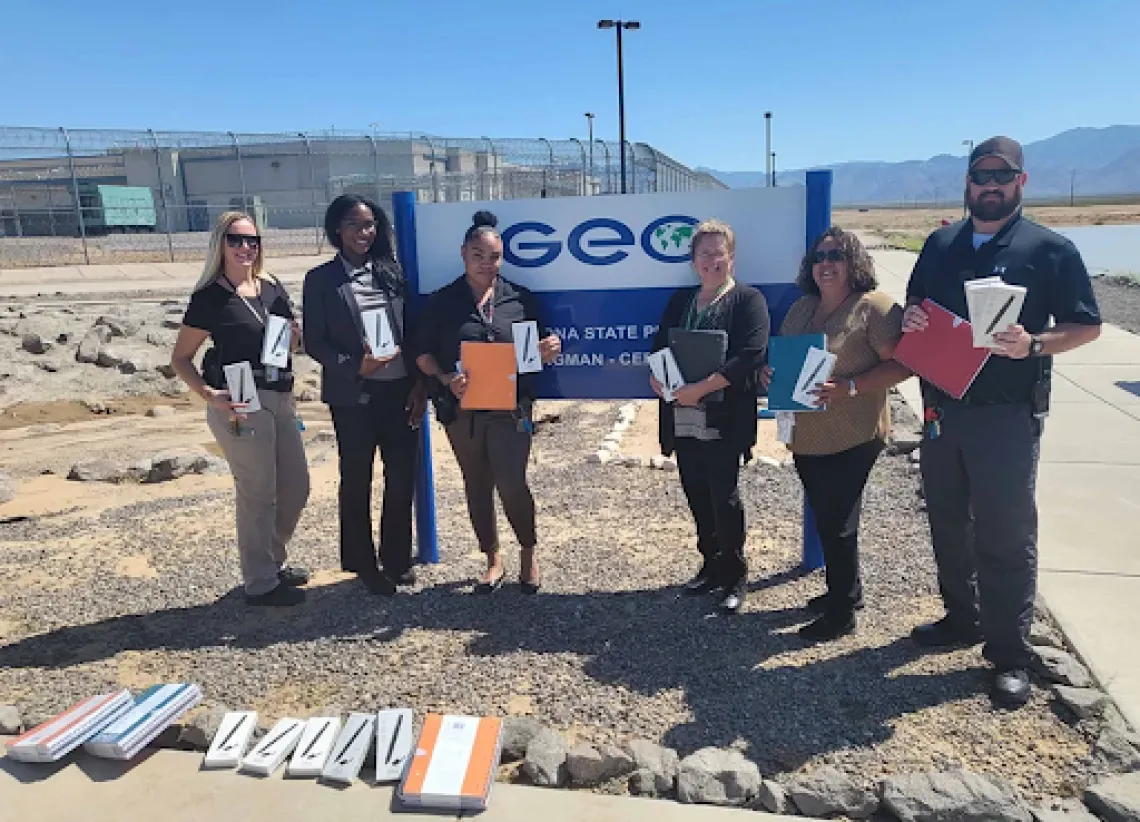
[{"xmin": 969, "ymin": 136, "xmax": 1024, "ymax": 171}]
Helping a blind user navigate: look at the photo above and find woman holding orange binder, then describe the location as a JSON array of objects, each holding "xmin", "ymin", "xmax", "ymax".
[
  {"xmin": 414, "ymin": 211, "xmax": 561, "ymax": 594},
  {"xmin": 650, "ymin": 219, "xmax": 770, "ymax": 614},
  {"xmin": 760, "ymin": 227, "xmax": 909, "ymax": 642}
]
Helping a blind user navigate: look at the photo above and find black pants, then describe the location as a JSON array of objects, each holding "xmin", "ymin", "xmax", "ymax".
[
  {"xmin": 794, "ymin": 438, "xmax": 884, "ymax": 620},
  {"xmin": 330, "ymin": 379, "xmax": 418, "ymax": 578},
  {"xmin": 445, "ymin": 410, "xmax": 536, "ymax": 552},
  {"xmin": 674, "ymin": 437, "xmax": 747, "ymax": 589},
  {"xmin": 920, "ymin": 402, "xmax": 1040, "ymax": 669}
]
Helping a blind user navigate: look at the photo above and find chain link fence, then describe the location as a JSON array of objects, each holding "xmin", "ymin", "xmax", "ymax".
[{"xmin": 0, "ymin": 126, "xmax": 726, "ymax": 268}]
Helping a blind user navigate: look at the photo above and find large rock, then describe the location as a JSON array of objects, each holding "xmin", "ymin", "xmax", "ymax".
[
  {"xmin": 0, "ymin": 473, "xmax": 15, "ymax": 505},
  {"xmin": 788, "ymin": 766, "xmax": 878, "ymax": 819},
  {"xmin": 179, "ymin": 706, "xmax": 230, "ymax": 751},
  {"xmin": 146, "ymin": 405, "xmax": 176, "ymax": 418},
  {"xmin": 522, "ymin": 727, "xmax": 567, "ymax": 787},
  {"xmin": 1029, "ymin": 620, "xmax": 1066, "ymax": 650},
  {"xmin": 144, "ymin": 451, "xmax": 210, "ymax": 484},
  {"xmin": 1086, "ymin": 772, "xmax": 1140, "ymax": 822},
  {"xmin": 755, "ymin": 780, "xmax": 795, "ymax": 815},
  {"xmin": 888, "ymin": 432, "xmax": 923, "ymax": 456},
  {"xmin": 95, "ymin": 347, "xmax": 124, "ymax": 369},
  {"xmin": 1053, "ymin": 685, "xmax": 1110, "ymax": 719},
  {"xmin": 76, "ymin": 326, "xmax": 112, "ymax": 363},
  {"xmin": 0, "ymin": 705, "xmax": 23, "ymax": 734},
  {"xmin": 1094, "ymin": 727, "xmax": 1140, "ymax": 773},
  {"xmin": 626, "ymin": 739, "xmax": 679, "ymax": 796},
  {"xmin": 1033, "ymin": 647, "xmax": 1093, "ymax": 688},
  {"xmin": 68, "ymin": 459, "xmax": 127, "ymax": 483},
  {"xmin": 500, "ymin": 717, "xmax": 544, "ymax": 764},
  {"xmin": 676, "ymin": 747, "xmax": 761, "ymax": 807},
  {"xmin": 565, "ymin": 742, "xmax": 636, "ymax": 787},
  {"xmin": 880, "ymin": 769, "xmax": 1032, "ymax": 822},
  {"xmin": 96, "ymin": 315, "xmax": 141, "ymax": 337},
  {"xmin": 1031, "ymin": 797, "xmax": 1103, "ymax": 821},
  {"xmin": 21, "ymin": 333, "xmax": 52, "ymax": 354}
]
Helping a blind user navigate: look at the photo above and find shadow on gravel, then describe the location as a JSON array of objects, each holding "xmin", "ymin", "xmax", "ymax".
[{"xmin": 0, "ymin": 571, "xmax": 983, "ymax": 773}]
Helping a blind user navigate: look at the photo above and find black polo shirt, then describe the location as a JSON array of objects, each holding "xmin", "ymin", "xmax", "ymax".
[
  {"xmin": 906, "ymin": 214, "xmax": 1101, "ymax": 406},
  {"xmin": 413, "ymin": 275, "xmax": 549, "ymax": 401}
]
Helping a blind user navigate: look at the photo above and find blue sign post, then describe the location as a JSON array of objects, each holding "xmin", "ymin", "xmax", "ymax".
[{"xmin": 392, "ymin": 175, "xmax": 833, "ymax": 569}]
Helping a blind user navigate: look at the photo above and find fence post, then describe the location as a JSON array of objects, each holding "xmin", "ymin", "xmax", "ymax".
[
  {"xmin": 391, "ymin": 190, "xmax": 439, "ymax": 564},
  {"xmin": 486, "ymin": 138, "xmax": 499, "ymax": 200},
  {"xmin": 300, "ymin": 132, "xmax": 321, "ymax": 253},
  {"xmin": 366, "ymin": 134, "xmax": 384, "ymax": 208},
  {"xmin": 597, "ymin": 139, "xmax": 612, "ymax": 195},
  {"xmin": 422, "ymin": 135, "xmax": 440, "ymax": 203},
  {"xmin": 60, "ymin": 127, "xmax": 90, "ymax": 265},
  {"xmin": 569, "ymin": 138, "xmax": 586, "ymax": 196},
  {"xmin": 800, "ymin": 169, "xmax": 834, "ymax": 572},
  {"xmin": 228, "ymin": 131, "xmax": 247, "ymax": 208},
  {"xmin": 538, "ymin": 137, "xmax": 553, "ymax": 197},
  {"xmin": 148, "ymin": 129, "xmax": 175, "ymax": 262}
]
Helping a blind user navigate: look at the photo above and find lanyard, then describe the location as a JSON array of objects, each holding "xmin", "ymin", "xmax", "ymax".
[
  {"xmin": 685, "ymin": 280, "xmax": 733, "ymax": 330},
  {"xmin": 237, "ymin": 293, "xmax": 267, "ymax": 326},
  {"xmin": 472, "ymin": 277, "xmax": 499, "ymax": 341}
]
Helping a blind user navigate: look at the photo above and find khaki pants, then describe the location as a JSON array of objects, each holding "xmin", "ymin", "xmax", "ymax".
[{"xmin": 207, "ymin": 389, "xmax": 311, "ymax": 595}]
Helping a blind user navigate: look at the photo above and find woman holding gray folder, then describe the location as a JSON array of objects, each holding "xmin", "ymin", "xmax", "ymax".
[
  {"xmin": 649, "ymin": 219, "xmax": 770, "ymax": 613},
  {"xmin": 762, "ymin": 227, "xmax": 910, "ymax": 641}
]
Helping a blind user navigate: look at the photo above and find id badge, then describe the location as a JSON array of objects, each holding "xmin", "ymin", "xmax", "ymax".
[{"xmin": 266, "ymin": 365, "xmax": 280, "ymax": 382}]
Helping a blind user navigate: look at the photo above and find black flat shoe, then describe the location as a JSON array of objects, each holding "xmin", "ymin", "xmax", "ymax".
[
  {"xmin": 911, "ymin": 616, "xmax": 982, "ymax": 648},
  {"xmin": 799, "ymin": 613, "xmax": 856, "ymax": 642},
  {"xmin": 245, "ymin": 585, "xmax": 306, "ymax": 607},
  {"xmin": 519, "ymin": 578, "xmax": 541, "ymax": 596},
  {"xmin": 682, "ymin": 559, "xmax": 722, "ymax": 596},
  {"xmin": 474, "ymin": 571, "xmax": 506, "ymax": 595},
  {"xmin": 807, "ymin": 593, "xmax": 864, "ymax": 615},
  {"xmin": 991, "ymin": 668, "xmax": 1031, "ymax": 709},
  {"xmin": 360, "ymin": 571, "xmax": 397, "ymax": 596},
  {"xmin": 277, "ymin": 566, "xmax": 310, "ymax": 588},
  {"xmin": 387, "ymin": 568, "xmax": 416, "ymax": 587}
]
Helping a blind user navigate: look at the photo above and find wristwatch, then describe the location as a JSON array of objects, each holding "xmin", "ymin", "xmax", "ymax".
[
  {"xmin": 1029, "ymin": 335, "xmax": 1045, "ymax": 357},
  {"xmin": 848, "ymin": 379, "xmax": 859, "ymax": 397}
]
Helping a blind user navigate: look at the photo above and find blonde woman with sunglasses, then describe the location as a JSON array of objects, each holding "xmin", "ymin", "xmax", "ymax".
[{"xmin": 171, "ymin": 212, "xmax": 311, "ymax": 607}]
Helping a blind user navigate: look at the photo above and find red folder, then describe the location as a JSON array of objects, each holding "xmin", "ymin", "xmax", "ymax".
[{"xmin": 893, "ymin": 299, "xmax": 990, "ymax": 400}]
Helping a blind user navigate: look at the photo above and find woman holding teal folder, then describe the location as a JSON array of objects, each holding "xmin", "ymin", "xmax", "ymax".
[
  {"xmin": 761, "ymin": 227, "xmax": 910, "ymax": 641},
  {"xmin": 649, "ymin": 219, "xmax": 770, "ymax": 614}
]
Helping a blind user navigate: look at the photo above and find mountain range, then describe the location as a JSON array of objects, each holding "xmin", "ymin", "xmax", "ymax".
[{"xmin": 701, "ymin": 126, "xmax": 1140, "ymax": 205}]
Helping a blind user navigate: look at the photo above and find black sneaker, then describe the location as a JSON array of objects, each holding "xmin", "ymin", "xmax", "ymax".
[
  {"xmin": 360, "ymin": 571, "xmax": 397, "ymax": 596},
  {"xmin": 245, "ymin": 585, "xmax": 306, "ymax": 607},
  {"xmin": 682, "ymin": 560, "xmax": 721, "ymax": 596},
  {"xmin": 911, "ymin": 616, "xmax": 982, "ymax": 648},
  {"xmin": 807, "ymin": 593, "xmax": 865, "ymax": 615},
  {"xmin": 799, "ymin": 612, "xmax": 856, "ymax": 642},
  {"xmin": 277, "ymin": 566, "xmax": 310, "ymax": 588},
  {"xmin": 391, "ymin": 568, "xmax": 416, "ymax": 587},
  {"xmin": 718, "ymin": 582, "xmax": 745, "ymax": 614},
  {"xmin": 991, "ymin": 668, "xmax": 1031, "ymax": 709}
]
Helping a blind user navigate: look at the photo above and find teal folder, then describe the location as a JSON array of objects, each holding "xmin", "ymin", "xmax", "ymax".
[{"xmin": 767, "ymin": 333, "xmax": 828, "ymax": 412}]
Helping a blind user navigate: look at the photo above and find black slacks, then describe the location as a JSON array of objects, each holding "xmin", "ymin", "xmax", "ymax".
[
  {"xmin": 674, "ymin": 437, "xmax": 748, "ymax": 588},
  {"xmin": 794, "ymin": 438, "xmax": 884, "ymax": 620},
  {"xmin": 330, "ymin": 379, "xmax": 418, "ymax": 578}
]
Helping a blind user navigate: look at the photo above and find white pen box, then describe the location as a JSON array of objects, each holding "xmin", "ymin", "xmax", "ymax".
[
  {"xmin": 286, "ymin": 716, "xmax": 342, "ymax": 778},
  {"xmin": 240, "ymin": 717, "xmax": 305, "ymax": 777},
  {"xmin": 320, "ymin": 712, "xmax": 375, "ymax": 784},
  {"xmin": 511, "ymin": 321, "xmax": 542, "ymax": 374},
  {"xmin": 222, "ymin": 361, "xmax": 261, "ymax": 413},
  {"xmin": 202, "ymin": 710, "xmax": 259, "ymax": 770},
  {"xmin": 375, "ymin": 708, "xmax": 414, "ymax": 783},
  {"xmin": 84, "ymin": 684, "xmax": 202, "ymax": 760},
  {"xmin": 6, "ymin": 690, "xmax": 133, "ymax": 763},
  {"xmin": 646, "ymin": 348, "xmax": 685, "ymax": 403},
  {"xmin": 790, "ymin": 346, "xmax": 837, "ymax": 409},
  {"xmin": 361, "ymin": 308, "xmax": 399, "ymax": 359},
  {"xmin": 261, "ymin": 314, "xmax": 291, "ymax": 369}
]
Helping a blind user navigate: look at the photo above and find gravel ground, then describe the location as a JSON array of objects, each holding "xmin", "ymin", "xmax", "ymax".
[
  {"xmin": 1092, "ymin": 277, "xmax": 1140, "ymax": 334},
  {"xmin": 0, "ymin": 397, "xmax": 1102, "ymax": 802}
]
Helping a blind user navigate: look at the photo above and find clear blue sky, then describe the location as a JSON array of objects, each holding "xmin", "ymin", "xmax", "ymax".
[{"xmin": 6, "ymin": 0, "xmax": 1137, "ymax": 171}]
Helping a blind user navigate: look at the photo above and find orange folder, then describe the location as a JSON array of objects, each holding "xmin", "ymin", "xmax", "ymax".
[
  {"xmin": 460, "ymin": 341, "xmax": 517, "ymax": 411},
  {"xmin": 399, "ymin": 714, "xmax": 503, "ymax": 810}
]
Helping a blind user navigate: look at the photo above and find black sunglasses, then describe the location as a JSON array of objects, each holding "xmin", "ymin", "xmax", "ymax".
[
  {"xmin": 811, "ymin": 249, "xmax": 846, "ymax": 264},
  {"xmin": 225, "ymin": 233, "xmax": 261, "ymax": 249},
  {"xmin": 969, "ymin": 168, "xmax": 1020, "ymax": 186}
]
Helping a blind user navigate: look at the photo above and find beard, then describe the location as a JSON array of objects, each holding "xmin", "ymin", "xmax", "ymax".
[{"xmin": 967, "ymin": 185, "xmax": 1022, "ymax": 222}]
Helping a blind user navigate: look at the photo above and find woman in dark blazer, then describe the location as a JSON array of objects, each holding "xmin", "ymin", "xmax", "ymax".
[
  {"xmin": 650, "ymin": 219, "xmax": 770, "ymax": 613},
  {"xmin": 302, "ymin": 195, "xmax": 425, "ymax": 596}
]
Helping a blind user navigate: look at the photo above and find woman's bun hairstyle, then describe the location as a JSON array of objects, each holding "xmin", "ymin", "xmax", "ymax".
[{"xmin": 472, "ymin": 210, "xmax": 498, "ymax": 228}]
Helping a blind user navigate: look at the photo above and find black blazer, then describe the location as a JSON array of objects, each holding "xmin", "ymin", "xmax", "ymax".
[
  {"xmin": 652, "ymin": 283, "xmax": 770, "ymax": 459},
  {"xmin": 301, "ymin": 257, "xmax": 417, "ymax": 406}
]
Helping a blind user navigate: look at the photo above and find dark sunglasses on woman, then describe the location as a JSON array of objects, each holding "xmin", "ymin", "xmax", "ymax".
[
  {"xmin": 225, "ymin": 233, "xmax": 261, "ymax": 249},
  {"xmin": 968, "ymin": 168, "xmax": 1020, "ymax": 186},
  {"xmin": 812, "ymin": 249, "xmax": 846, "ymax": 264}
]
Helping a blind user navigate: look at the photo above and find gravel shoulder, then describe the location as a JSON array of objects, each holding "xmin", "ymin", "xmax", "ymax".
[{"xmin": 1092, "ymin": 278, "xmax": 1140, "ymax": 335}]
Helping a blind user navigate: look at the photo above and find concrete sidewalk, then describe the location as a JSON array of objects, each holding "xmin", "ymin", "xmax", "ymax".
[
  {"xmin": 869, "ymin": 243, "xmax": 1140, "ymax": 732},
  {"xmin": 0, "ymin": 742, "xmax": 797, "ymax": 822},
  {"xmin": 0, "ymin": 256, "xmax": 322, "ymax": 298}
]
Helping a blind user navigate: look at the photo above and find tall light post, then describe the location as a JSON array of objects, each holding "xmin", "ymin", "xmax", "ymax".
[
  {"xmin": 597, "ymin": 19, "xmax": 640, "ymax": 194},
  {"xmin": 764, "ymin": 111, "xmax": 772, "ymax": 188},
  {"xmin": 962, "ymin": 138, "xmax": 974, "ymax": 218},
  {"xmin": 585, "ymin": 112, "xmax": 595, "ymax": 194}
]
